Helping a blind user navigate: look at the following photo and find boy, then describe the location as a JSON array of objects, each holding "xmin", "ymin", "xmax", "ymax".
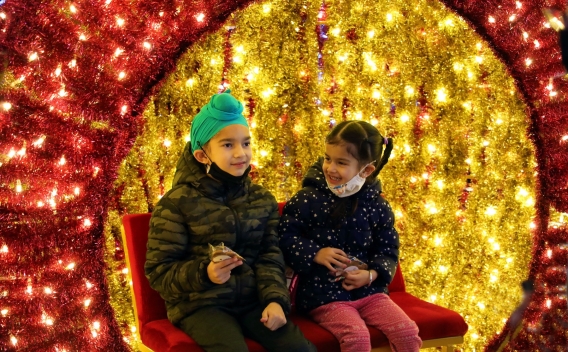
[{"xmin": 145, "ymin": 90, "xmax": 314, "ymax": 352}]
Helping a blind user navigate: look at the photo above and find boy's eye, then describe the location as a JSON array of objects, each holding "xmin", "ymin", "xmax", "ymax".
[
  {"xmin": 223, "ymin": 143, "xmax": 232, "ymax": 148},
  {"xmin": 323, "ymin": 156, "xmax": 330, "ymax": 161},
  {"xmin": 244, "ymin": 141, "xmax": 251, "ymax": 147}
]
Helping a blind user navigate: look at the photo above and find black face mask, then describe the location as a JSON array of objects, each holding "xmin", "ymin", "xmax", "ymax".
[{"xmin": 207, "ymin": 162, "xmax": 251, "ymax": 186}]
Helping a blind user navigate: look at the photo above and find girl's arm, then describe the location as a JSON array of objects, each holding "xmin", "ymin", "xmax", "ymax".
[
  {"xmin": 367, "ymin": 198, "xmax": 400, "ymax": 285},
  {"xmin": 278, "ymin": 191, "xmax": 322, "ymax": 274},
  {"xmin": 254, "ymin": 195, "xmax": 291, "ymax": 314},
  {"xmin": 145, "ymin": 196, "xmax": 214, "ymax": 295}
]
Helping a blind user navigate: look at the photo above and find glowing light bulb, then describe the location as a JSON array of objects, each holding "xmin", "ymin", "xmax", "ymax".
[
  {"xmin": 509, "ymin": 15, "xmax": 516, "ymax": 22},
  {"xmin": 488, "ymin": 16, "xmax": 495, "ymax": 23},
  {"xmin": 58, "ymin": 156, "xmax": 66, "ymax": 166},
  {"xmin": 84, "ymin": 218, "xmax": 92, "ymax": 227},
  {"xmin": 331, "ymin": 27, "xmax": 340, "ymax": 36},
  {"xmin": 261, "ymin": 88, "xmax": 274, "ymax": 98},
  {"xmin": 371, "ymin": 90, "xmax": 381, "ymax": 100},
  {"xmin": 114, "ymin": 48, "xmax": 123, "ymax": 57},
  {"xmin": 522, "ymin": 31, "xmax": 528, "ymax": 40},
  {"xmin": 547, "ymin": 249, "xmax": 553, "ymax": 258},
  {"xmin": 354, "ymin": 111, "xmax": 363, "ymax": 120},
  {"xmin": 263, "ymin": 4, "xmax": 271, "ymax": 13},
  {"xmin": 367, "ymin": 30, "xmax": 375, "ymax": 38},
  {"xmin": 10, "ymin": 336, "xmax": 17, "ymax": 346},
  {"xmin": 0, "ymin": 245, "xmax": 7, "ymax": 253},
  {"xmin": 516, "ymin": 1, "xmax": 522, "ymax": 9},
  {"xmin": 84, "ymin": 299, "xmax": 91, "ymax": 307},
  {"xmin": 370, "ymin": 118, "xmax": 379, "ymax": 126},
  {"xmin": 195, "ymin": 13, "xmax": 205, "ymax": 22},
  {"xmin": 116, "ymin": 17, "xmax": 125, "ymax": 26},
  {"xmin": 1, "ymin": 309, "xmax": 7, "ymax": 316},
  {"xmin": 69, "ymin": 59, "xmax": 77, "ymax": 68},
  {"xmin": 436, "ymin": 180, "xmax": 444, "ymax": 189},
  {"xmin": 260, "ymin": 150, "xmax": 268, "ymax": 157},
  {"xmin": 79, "ymin": 33, "xmax": 86, "ymax": 41},
  {"xmin": 44, "ymin": 287, "xmax": 53, "ymax": 295},
  {"xmin": 434, "ymin": 236, "xmax": 442, "ymax": 246},
  {"xmin": 122, "ymin": 268, "xmax": 129, "ymax": 274},
  {"xmin": 93, "ymin": 321, "xmax": 101, "ymax": 330},
  {"xmin": 475, "ymin": 56, "xmax": 483, "ymax": 64},
  {"xmin": 485, "ymin": 206, "xmax": 497, "ymax": 216},
  {"xmin": 143, "ymin": 42, "xmax": 151, "ymax": 49},
  {"xmin": 2, "ymin": 102, "xmax": 11, "ymax": 110},
  {"xmin": 439, "ymin": 265, "xmax": 447, "ymax": 273},
  {"xmin": 430, "ymin": 295, "xmax": 437, "ymax": 302},
  {"xmin": 386, "ymin": 13, "xmax": 393, "ymax": 22},
  {"xmin": 482, "ymin": 140, "xmax": 489, "ymax": 147},
  {"xmin": 546, "ymin": 299, "xmax": 551, "ymax": 308},
  {"xmin": 0, "ymin": 13, "xmax": 5, "ymax": 19},
  {"xmin": 29, "ymin": 52, "xmax": 38, "ymax": 61},
  {"xmin": 533, "ymin": 40, "xmax": 540, "ymax": 48},
  {"xmin": 562, "ymin": 135, "xmax": 568, "ymax": 142},
  {"xmin": 435, "ymin": 88, "xmax": 447, "ymax": 102},
  {"xmin": 525, "ymin": 58, "xmax": 532, "ymax": 66},
  {"xmin": 118, "ymin": 72, "xmax": 126, "ymax": 80},
  {"xmin": 58, "ymin": 88, "xmax": 67, "ymax": 97},
  {"xmin": 37, "ymin": 201, "xmax": 44, "ymax": 207},
  {"xmin": 478, "ymin": 302, "xmax": 486, "ymax": 310},
  {"xmin": 15, "ymin": 180, "xmax": 22, "ymax": 193},
  {"xmin": 121, "ymin": 105, "xmax": 128, "ymax": 114},
  {"xmin": 86, "ymin": 281, "xmax": 93, "ymax": 289},
  {"xmin": 66, "ymin": 263, "xmax": 75, "ymax": 270},
  {"xmin": 130, "ymin": 326, "xmax": 137, "ymax": 333},
  {"xmin": 163, "ymin": 139, "xmax": 172, "ymax": 148},
  {"xmin": 55, "ymin": 66, "xmax": 62, "ymax": 76}
]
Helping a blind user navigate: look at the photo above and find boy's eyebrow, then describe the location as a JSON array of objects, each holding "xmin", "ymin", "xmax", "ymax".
[{"xmin": 217, "ymin": 136, "xmax": 251, "ymax": 143}]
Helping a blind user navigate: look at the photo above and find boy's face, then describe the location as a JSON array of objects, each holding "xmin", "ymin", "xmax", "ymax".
[{"xmin": 200, "ymin": 124, "xmax": 252, "ymax": 176}]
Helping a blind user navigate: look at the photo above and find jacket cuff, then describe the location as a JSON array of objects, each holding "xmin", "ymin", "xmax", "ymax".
[{"xmin": 265, "ymin": 297, "xmax": 291, "ymax": 316}]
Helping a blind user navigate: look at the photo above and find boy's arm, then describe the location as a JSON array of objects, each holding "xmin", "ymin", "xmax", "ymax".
[
  {"xmin": 367, "ymin": 198, "xmax": 399, "ymax": 285},
  {"xmin": 254, "ymin": 200, "xmax": 291, "ymax": 314},
  {"xmin": 145, "ymin": 197, "xmax": 214, "ymax": 295},
  {"xmin": 278, "ymin": 192, "xmax": 322, "ymax": 274}
]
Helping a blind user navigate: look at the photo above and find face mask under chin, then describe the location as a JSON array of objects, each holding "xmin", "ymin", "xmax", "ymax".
[
  {"xmin": 206, "ymin": 162, "xmax": 251, "ymax": 186},
  {"xmin": 326, "ymin": 163, "xmax": 373, "ymax": 198}
]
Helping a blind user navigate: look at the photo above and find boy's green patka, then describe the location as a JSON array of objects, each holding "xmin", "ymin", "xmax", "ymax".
[{"xmin": 190, "ymin": 89, "xmax": 249, "ymax": 152}]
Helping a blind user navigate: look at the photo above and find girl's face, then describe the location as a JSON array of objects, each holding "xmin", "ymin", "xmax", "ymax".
[
  {"xmin": 202, "ymin": 124, "xmax": 252, "ymax": 176},
  {"xmin": 323, "ymin": 143, "xmax": 363, "ymax": 186}
]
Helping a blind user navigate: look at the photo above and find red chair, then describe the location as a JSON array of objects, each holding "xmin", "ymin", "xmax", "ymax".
[{"xmin": 122, "ymin": 204, "xmax": 467, "ymax": 352}]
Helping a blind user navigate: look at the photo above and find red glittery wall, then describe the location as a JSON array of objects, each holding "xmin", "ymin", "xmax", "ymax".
[{"xmin": 0, "ymin": 0, "xmax": 566, "ymax": 351}]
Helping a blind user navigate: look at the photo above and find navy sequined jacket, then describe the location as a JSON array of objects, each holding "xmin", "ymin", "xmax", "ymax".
[{"xmin": 278, "ymin": 158, "xmax": 400, "ymax": 313}]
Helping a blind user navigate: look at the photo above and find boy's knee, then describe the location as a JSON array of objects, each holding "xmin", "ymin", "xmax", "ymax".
[{"xmin": 276, "ymin": 338, "xmax": 316, "ymax": 352}]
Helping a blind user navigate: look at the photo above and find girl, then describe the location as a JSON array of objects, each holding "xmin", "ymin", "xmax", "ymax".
[{"xmin": 279, "ymin": 120, "xmax": 422, "ymax": 352}]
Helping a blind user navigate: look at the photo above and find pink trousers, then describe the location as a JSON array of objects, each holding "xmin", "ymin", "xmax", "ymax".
[{"xmin": 310, "ymin": 293, "xmax": 422, "ymax": 352}]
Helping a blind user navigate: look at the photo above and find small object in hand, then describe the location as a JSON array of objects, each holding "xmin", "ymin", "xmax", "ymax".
[
  {"xmin": 329, "ymin": 256, "xmax": 368, "ymax": 282},
  {"xmin": 209, "ymin": 242, "xmax": 245, "ymax": 263}
]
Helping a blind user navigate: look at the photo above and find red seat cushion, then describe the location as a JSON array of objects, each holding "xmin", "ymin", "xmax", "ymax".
[
  {"xmin": 142, "ymin": 319, "xmax": 265, "ymax": 352},
  {"xmin": 390, "ymin": 292, "xmax": 469, "ymax": 340}
]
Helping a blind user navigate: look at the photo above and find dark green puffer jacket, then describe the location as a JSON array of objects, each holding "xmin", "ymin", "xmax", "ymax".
[{"xmin": 144, "ymin": 143, "xmax": 290, "ymax": 325}]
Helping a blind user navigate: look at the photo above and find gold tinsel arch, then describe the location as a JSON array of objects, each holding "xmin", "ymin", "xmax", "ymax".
[{"xmin": 107, "ymin": 0, "xmax": 536, "ymax": 350}]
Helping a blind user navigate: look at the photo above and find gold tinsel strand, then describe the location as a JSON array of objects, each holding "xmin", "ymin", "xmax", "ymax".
[{"xmin": 108, "ymin": 1, "xmax": 536, "ymax": 350}]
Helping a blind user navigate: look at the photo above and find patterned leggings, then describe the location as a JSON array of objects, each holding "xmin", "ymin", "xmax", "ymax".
[{"xmin": 310, "ymin": 293, "xmax": 422, "ymax": 352}]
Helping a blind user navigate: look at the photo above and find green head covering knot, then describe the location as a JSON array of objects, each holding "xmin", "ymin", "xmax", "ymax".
[{"xmin": 190, "ymin": 90, "xmax": 249, "ymax": 152}]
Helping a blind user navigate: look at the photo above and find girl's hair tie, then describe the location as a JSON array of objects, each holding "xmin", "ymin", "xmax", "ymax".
[{"xmin": 383, "ymin": 137, "xmax": 389, "ymax": 145}]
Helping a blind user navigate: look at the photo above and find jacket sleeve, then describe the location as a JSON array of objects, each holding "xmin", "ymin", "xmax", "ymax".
[
  {"xmin": 254, "ymin": 196, "xmax": 291, "ymax": 314},
  {"xmin": 144, "ymin": 196, "xmax": 214, "ymax": 295},
  {"xmin": 278, "ymin": 191, "xmax": 322, "ymax": 274},
  {"xmin": 368, "ymin": 197, "xmax": 400, "ymax": 285}
]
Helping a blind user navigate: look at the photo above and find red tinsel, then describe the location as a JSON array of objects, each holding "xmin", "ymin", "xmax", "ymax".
[{"xmin": 1, "ymin": 0, "xmax": 567, "ymax": 351}]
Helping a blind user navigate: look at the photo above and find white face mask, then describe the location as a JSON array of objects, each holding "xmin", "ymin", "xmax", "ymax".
[{"xmin": 326, "ymin": 163, "xmax": 374, "ymax": 198}]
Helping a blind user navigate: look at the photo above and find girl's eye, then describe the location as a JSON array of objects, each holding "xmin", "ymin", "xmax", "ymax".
[
  {"xmin": 323, "ymin": 156, "xmax": 330, "ymax": 161},
  {"xmin": 244, "ymin": 142, "xmax": 251, "ymax": 147},
  {"xmin": 223, "ymin": 143, "xmax": 232, "ymax": 148}
]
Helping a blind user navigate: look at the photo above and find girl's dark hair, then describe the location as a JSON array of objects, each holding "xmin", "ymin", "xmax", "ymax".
[
  {"xmin": 325, "ymin": 121, "xmax": 394, "ymax": 225},
  {"xmin": 326, "ymin": 120, "xmax": 393, "ymax": 182}
]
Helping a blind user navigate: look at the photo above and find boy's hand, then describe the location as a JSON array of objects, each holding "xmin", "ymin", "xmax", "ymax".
[
  {"xmin": 207, "ymin": 257, "xmax": 242, "ymax": 284},
  {"xmin": 342, "ymin": 270, "xmax": 373, "ymax": 291},
  {"xmin": 260, "ymin": 302, "xmax": 287, "ymax": 331},
  {"xmin": 314, "ymin": 247, "xmax": 350, "ymax": 272}
]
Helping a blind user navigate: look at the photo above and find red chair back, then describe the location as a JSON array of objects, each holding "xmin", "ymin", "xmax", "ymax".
[{"xmin": 122, "ymin": 213, "xmax": 168, "ymax": 328}]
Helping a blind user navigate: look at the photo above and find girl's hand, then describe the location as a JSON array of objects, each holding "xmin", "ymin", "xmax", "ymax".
[
  {"xmin": 314, "ymin": 247, "xmax": 351, "ymax": 272},
  {"xmin": 342, "ymin": 270, "xmax": 374, "ymax": 291},
  {"xmin": 260, "ymin": 302, "xmax": 287, "ymax": 331},
  {"xmin": 207, "ymin": 257, "xmax": 243, "ymax": 284}
]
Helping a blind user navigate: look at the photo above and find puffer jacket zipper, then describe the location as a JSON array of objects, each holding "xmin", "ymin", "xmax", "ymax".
[{"xmin": 224, "ymin": 194, "xmax": 242, "ymax": 306}]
